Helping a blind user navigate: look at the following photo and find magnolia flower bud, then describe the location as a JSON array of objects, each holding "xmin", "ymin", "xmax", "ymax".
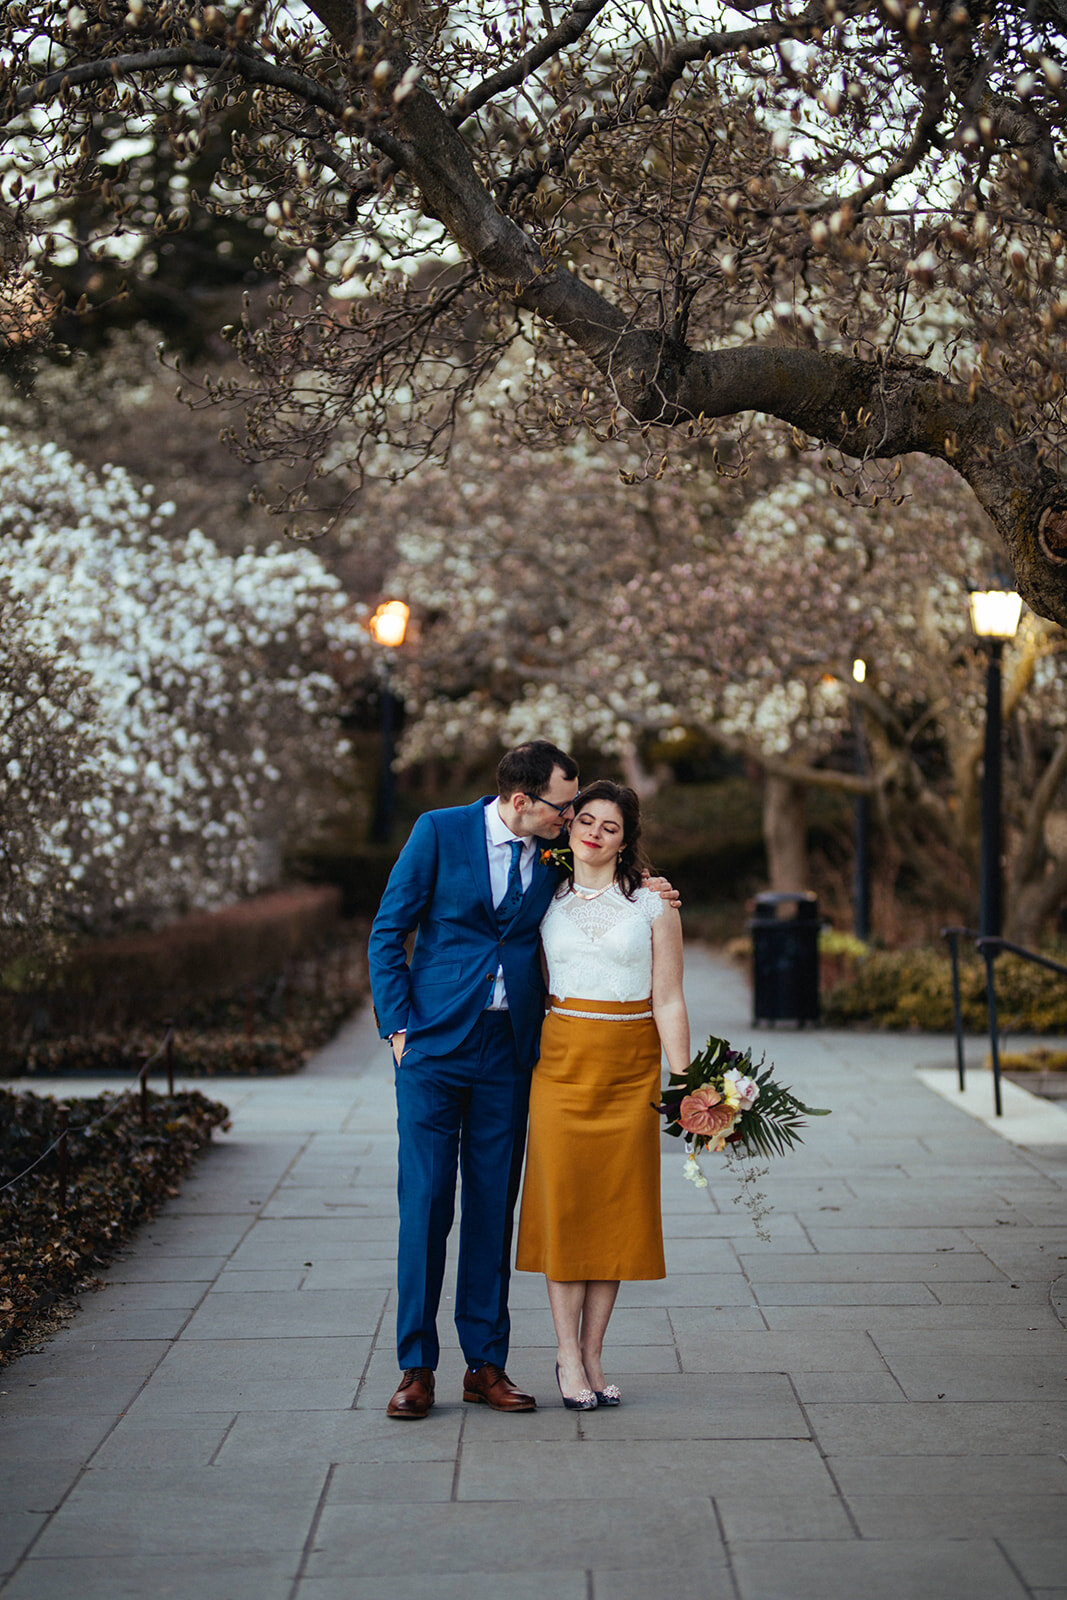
[{"xmin": 905, "ymin": 249, "xmax": 938, "ymax": 285}]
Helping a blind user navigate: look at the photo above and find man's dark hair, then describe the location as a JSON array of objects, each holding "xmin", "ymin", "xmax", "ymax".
[{"xmin": 497, "ymin": 740, "xmax": 578, "ymax": 799}]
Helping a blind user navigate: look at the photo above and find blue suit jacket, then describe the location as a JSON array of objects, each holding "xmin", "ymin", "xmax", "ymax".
[{"xmin": 368, "ymin": 798, "xmax": 560, "ymax": 1069}]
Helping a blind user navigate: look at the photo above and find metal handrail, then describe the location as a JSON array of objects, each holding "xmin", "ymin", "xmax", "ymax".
[
  {"xmin": 975, "ymin": 938, "xmax": 1067, "ymax": 1119},
  {"xmin": 940, "ymin": 926, "xmax": 980, "ymax": 1094},
  {"xmin": 940, "ymin": 928, "xmax": 1067, "ymax": 1118}
]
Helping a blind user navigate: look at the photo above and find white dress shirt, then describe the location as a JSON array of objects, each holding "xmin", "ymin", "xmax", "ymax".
[{"xmin": 484, "ymin": 798, "xmax": 537, "ymax": 1009}]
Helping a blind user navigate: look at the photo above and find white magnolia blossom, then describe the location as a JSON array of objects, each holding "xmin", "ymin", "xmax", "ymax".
[{"xmin": 0, "ymin": 427, "xmax": 366, "ymax": 949}]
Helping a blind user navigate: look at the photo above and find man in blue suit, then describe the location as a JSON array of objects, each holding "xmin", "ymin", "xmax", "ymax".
[{"xmin": 369, "ymin": 740, "xmax": 580, "ymax": 1418}]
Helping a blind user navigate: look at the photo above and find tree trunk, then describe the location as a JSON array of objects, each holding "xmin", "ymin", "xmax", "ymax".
[
  {"xmin": 618, "ymin": 744, "xmax": 665, "ymax": 800},
  {"xmin": 762, "ymin": 775, "xmax": 809, "ymax": 894},
  {"xmin": 1005, "ymin": 854, "xmax": 1067, "ymax": 947}
]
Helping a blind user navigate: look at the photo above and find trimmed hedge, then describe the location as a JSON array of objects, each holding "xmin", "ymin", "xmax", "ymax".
[
  {"xmin": 13, "ymin": 1026, "xmax": 313, "ymax": 1078},
  {"xmin": 2, "ymin": 920, "xmax": 369, "ymax": 1080},
  {"xmin": 823, "ymin": 945, "xmax": 1067, "ymax": 1032},
  {"xmin": 2, "ymin": 886, "xmax": 343, "ymax": 1042},
  {"xmin": 0, "ymin": 1086, "xmax": 229, "ymax": 1358}
]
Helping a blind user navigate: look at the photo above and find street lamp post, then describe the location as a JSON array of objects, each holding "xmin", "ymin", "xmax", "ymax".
[
  {"xmin": 369, "ymin": 600, "xmax": 410, "ymax": 844},
  {"xmin": 968, "ymin": 587, "xmax": 1023, "ymax": 939},
  {"xmin": 851, "ymin": 658, "xmax": 871, "ymax": 943}
]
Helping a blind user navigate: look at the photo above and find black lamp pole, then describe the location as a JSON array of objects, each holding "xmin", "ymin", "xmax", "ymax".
[
  {"xmin": 372, "ymin": 654, "xmax": 397, "ymax": 845},
  {"xmin": 978, "ymin": 638, "xmax": 1005, "ymax": 939},
  {"xmin": 853, "ymin": 780, "xmax": 871, "ymax": 942},
  {"xmin": 851, "ymin": 663, "xmax": 871, "ymax": 942},
  {"xmin": 368, "ymin": 600, "xmax": 409, "ymax": 846}
]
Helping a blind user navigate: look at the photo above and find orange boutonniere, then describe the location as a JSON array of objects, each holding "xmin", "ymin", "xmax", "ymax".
[{"xmin": 539, "ymin": 844, "xmax": 573, "ymax": 873}]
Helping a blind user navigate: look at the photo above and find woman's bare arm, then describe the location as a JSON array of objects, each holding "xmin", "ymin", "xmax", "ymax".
[{"xmin": 651, "ymin": 905, "xmax": 690, "ymax": 1076}]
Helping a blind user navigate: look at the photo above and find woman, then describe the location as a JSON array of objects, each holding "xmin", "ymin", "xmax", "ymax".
[{"xmin": 515, "ymin": 780, "xmax": 690, "ymax": 1409}]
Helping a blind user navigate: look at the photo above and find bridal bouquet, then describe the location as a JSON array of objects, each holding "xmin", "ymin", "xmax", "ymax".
[{"xmin": 656, "ymin": 1035, "xmax": 829, "ymax": 1170}]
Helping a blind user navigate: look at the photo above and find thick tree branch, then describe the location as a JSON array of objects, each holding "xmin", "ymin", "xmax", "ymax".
[{"xmin": 5, "ymin": 43, "xmax": 350, "ymax": 124}]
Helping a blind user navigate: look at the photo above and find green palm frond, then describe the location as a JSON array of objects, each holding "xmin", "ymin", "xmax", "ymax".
[{"xmin": 735, "ymin": 1060, "xmax": 831, "ymax": 1158}]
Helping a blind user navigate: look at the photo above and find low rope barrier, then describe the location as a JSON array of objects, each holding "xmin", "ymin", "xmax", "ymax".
[{"xmin": 0, "ymin": 1023, "xmax": 175, "ymax": 1203}]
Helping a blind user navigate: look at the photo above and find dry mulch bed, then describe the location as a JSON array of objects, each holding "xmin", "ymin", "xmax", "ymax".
[{"xmin": 0, "ymin": 1086, "xmax": 229, "ymax": 1363}]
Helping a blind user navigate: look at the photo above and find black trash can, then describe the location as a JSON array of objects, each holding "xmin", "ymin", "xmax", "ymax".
[{"xmin": 749, "ymin": 891, "xmax": 820, "ymax": 1026}]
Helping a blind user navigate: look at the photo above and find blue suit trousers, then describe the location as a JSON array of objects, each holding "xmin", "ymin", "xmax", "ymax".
[{"xmin": 394, "ymin": 1011, "xmax": 531, "ymax": 1371}]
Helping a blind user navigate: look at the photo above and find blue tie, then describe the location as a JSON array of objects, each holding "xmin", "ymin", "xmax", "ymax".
[{"xmin": 496, "ymin": 839, "xmax": 524, "ymax": 928}]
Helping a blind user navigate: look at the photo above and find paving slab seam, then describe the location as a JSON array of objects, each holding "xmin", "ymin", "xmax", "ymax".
[
  {"xmin": 450, "ymin": 1408, "xmax": 467, "ymax": 1501},
  {"xmin": 710, "ymin": 1496, "xmax": 745, "ymax": 1600},
  {"xmin": 1051, "ymin": 1272, "xmax": 1067, "ymax": 1329},
  {"xmin": 287, "ymin": 1462, "xmax": 336, "ymax": 1600},
  {"xmin": 994, "ymin": 1535, "xmax": 1046, "ymax": 1600},
  {"xmin": 351, "ymin": 1279, "xmax": 393, "ymax": 1411},
  {"xmin": 207, "ymin": 1411, "xmax": 240, "ymax": 1466},
  {"xmin": 861, "ymin": 1328, "xmax": 911, "ymax": 1400},
  {"xmin": 785, "ymin": 1375, "xmax": 865, "ymax": 1541}
]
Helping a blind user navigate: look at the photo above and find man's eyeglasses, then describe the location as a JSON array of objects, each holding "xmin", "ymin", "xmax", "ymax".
[{"xmin": 523, "ymin": 792, "xmax": 575, "ymax": 817}]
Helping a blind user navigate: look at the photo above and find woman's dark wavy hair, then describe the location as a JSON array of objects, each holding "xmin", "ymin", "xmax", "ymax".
[{"xmin": 570, "ymin": 779, "xmax": 650, "ymax": 899}]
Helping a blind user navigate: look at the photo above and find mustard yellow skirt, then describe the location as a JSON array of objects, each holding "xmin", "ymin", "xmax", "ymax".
[{"xmin": 516, "ymin": 996, "xmax": 665, "ymax": 1281}]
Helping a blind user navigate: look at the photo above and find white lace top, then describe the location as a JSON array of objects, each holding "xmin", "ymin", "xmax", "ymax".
[{"xmin": 540, "ymin": 883, "xmax": 665, "ymax": 1002}]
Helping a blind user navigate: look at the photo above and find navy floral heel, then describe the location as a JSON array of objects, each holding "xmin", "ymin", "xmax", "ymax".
[{"xmin": 555, "ymin": 1362, "xmax": 598, "ymax": 1410}]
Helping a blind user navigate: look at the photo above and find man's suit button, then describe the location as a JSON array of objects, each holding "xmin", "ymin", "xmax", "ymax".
[{"xmin": 486, "ymin": 974, "xmax": 493, "ymax": 981}]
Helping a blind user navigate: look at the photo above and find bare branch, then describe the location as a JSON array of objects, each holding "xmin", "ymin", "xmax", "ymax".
[{"xmin": 450, "ymin": 0, "xmax": 611, "ymax": 126}]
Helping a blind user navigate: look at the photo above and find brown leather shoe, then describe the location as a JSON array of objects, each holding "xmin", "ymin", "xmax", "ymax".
[
  {"xmin": 387, "ymin": 1367, "xmax": 435, "ymax": 1419},
  {"xmin": 462, "ymin": 1363, "xmax": 536, "ymax": 1412}
]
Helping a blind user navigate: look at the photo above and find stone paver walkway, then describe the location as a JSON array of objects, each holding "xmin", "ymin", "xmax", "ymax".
[{"xmin": 2, "ymin": 948, "xmax": 1066, "ymax": 1600}]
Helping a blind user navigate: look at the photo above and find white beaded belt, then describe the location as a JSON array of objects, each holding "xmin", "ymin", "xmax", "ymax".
[{"xmin": 550, "ymin": 1005, "xmax": 653, "ymax": 1021}]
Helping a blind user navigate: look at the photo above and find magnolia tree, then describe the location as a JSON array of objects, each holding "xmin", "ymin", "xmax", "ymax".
[
  {"xmin": 377, "ymin": 418, "xmax": 1066, "ymax": 938},
  {"xmin": 0, "ymin": 588, "xmax": 100, "ymax": 965},
  {"xmin": 3, "ymin": 2, "xmax": 1067, "ymax": 624},
  {"xmin": 0, "ymin": 428, "xmax": 365, "ymax": 964}
]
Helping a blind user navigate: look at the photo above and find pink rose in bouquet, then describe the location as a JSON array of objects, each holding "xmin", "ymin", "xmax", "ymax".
[{"xmin": 724, "ymin": 1067, "xmax": 760, "ymax": 1109}]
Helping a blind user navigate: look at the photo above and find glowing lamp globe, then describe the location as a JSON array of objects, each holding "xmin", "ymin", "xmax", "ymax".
[
  {"xmin": 968, "ymin": 588, "xmax": 1022, "ymax": 641},
  {"xmin": 369, "ymin": 600, "xmax": 410, "ymax": 648}
]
